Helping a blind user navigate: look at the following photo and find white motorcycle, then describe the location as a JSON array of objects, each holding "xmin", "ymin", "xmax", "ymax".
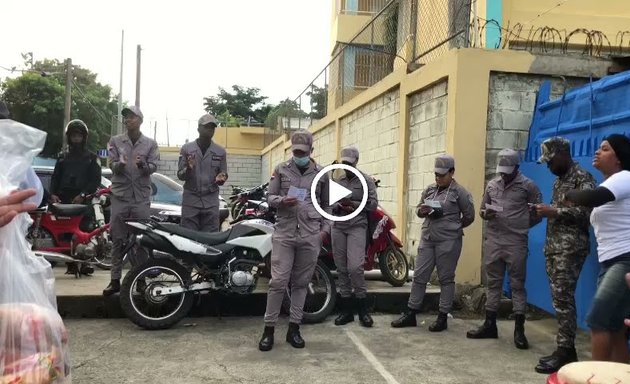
[{"xmin": 119, "ymin": 218, "xmax": 336, "ymax": 330}]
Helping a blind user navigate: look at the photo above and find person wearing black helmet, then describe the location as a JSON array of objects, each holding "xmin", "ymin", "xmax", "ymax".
[{"xmin": 50, "ymin": 119, "xmax": 101, "ymax": 275}]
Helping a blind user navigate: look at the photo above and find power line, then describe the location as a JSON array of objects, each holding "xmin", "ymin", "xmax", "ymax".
[{"xmin": 71, "ymin": 80, "xmax": 118, "ymax": 128}]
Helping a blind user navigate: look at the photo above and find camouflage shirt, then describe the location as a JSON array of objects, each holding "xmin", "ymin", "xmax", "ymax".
[{"xmin": 544, "ymin": 162, "xmax": 596, "ymax": 256}]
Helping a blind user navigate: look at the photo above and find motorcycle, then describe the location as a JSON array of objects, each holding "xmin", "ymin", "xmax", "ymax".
[
  {"xmin": 118, "ymin": 218, "xmax": 336, "ymax": 330},
  {"xmin": 228, "ymin": 182, "xmax": 269, "ymax": 220},
  {"xmin": 28, "ymin": 187, "xmax": 114, "ymax": 275}
]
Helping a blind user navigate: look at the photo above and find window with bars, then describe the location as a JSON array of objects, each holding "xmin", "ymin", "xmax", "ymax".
[{"xmin": 354, "ymin": 49, "xmax": 390, "ymax": 88}]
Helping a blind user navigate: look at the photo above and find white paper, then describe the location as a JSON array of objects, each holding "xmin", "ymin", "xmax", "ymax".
[
  {"xmin": 485, "ymin": 203, "xmax": 504, "ymax": 212},
  {"xmin": 422, "ymin": 199, "xmax": 442, "ymax": 209},
  {"xmin": 288, "ymin": 186, "xmax": 307, "ymax": 202}
]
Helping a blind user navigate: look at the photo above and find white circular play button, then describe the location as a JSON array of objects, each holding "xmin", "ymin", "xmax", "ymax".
[{"xmin": 311, "ymin": 164, "xmax": 368, "ymax": 222}]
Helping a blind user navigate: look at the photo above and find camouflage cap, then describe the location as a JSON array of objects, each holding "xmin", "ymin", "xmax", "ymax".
[
  {"xmin": 340, "ymin": 146, "xmax": 359, "ymax": 164},
  {"xmin": 122, "ymin": 105, "xmax": 144, "ymax": 121},
  {"xmin": 434, "ymin": 154, "xmax": 455, "ymax": 174},
  {"xmin": 291, "ymin": 129, "xmax": 313, "ymax": 152},
  {"xmin": 496, "ymin": 148, "xmax": 520, "ymax": 174},
  {"xmin": 537, "ymin": 137, "xmax": 570, "ymax": 164},
  {"xmin": 198, "ymin": 113, "xmax": 218, "ymax": 127}
]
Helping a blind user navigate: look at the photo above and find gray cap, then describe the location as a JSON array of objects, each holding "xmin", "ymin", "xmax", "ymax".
[
  {"xmin": 122, "ymin": 105, "xmax": 144, "ymax": 121},
  {"xmin": 537, "ymin": 137, "xmax": 570, "ymax": 164},
  {"xmin": 291, "ymin": 129, "xmax": 313, "ymax": 152},
  {"xmin": 340, "ymin": 146, "xmax": 359, "ymax": 164},
  {"xmin": 434, "ymin": 154, "xmax": 455, "ymax": 174},
  {"xmin": 496, "ymin": 148, "xmax": 520, "ymax": 174},
  {"xmin": 198, "ymin": 113, "xmax": 218, "ymax": 127},
  {"xmin": 0, "ymin": 101, "xmax": 9, "ymax": 119}
]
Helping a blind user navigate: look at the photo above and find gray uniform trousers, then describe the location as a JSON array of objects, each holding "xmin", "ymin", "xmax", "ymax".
[
  {"xmin": 332, "ymin": 224, "xmax": 368, "ymax": 299},
  {"xmin": 484, "ymin": 243, "xmax": 528, "ymax": 314},
  {"xmin": 181, "ymin": 204, "xmax": 220, "ymax": 232},
  {"xmin": 408, "ymin": 238, "xmax": 463, "ymax": 313},
  {"xmin": 109, "ymin": 195, "xmax": 151, "ymax": 280},
  {"xmin": 263, "ymin": 231, "xmax": 321, "ymax": 325}
]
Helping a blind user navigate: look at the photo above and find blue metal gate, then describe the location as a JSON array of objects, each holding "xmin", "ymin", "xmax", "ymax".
[{"xmin": 506, "ymin": 70, "xmax": 630, "ymax": 329}]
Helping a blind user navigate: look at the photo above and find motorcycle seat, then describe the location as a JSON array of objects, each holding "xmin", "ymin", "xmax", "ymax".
[
  {"xmin": 159, "ymin": 223, "xmax": 232, "ymax": 246},
  {"xmin": 50, "ymin": 204, "xmax": 89, "ymax": 217}
]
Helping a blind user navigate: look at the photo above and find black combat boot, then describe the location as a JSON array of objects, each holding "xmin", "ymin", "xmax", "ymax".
[
  {"xmin": 534, "ymin": 347, "xmax": 578, "ymax": 374},
  {"xmin": 356, "ymin": 298, "xmax": 374, "ymax": 328},
  {"xmin": 391, "ymin": 308, "xmax": 418, "ymax": 328},
  {"xmin": 258, "ymin": 326, "xmax": 274, "ymax": 352},
  {"xmin": 428, "ymin": 312, "xmax": 448, "ymax": 332},
  {"xmin": 286, "ymin": 322, "xmax": 305, "ymax": 348},
  {"xmin": 514, "ymin": 314, "xmax": 529, "ymax": 349},
  {"xmin": 102, "ymin": 279, "xmax": 120, "ymax": 296},
  {"xmin": 334, "ymin": 296, "xmax": 354, "ymax": 326},
  {"xmin": 466, "ymin": 310, "xmax": 498, "ymax": 339}
]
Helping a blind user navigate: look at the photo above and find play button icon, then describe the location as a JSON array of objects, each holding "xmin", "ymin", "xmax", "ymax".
[{"xmin": 311, "ymin": 163, "xmax": 368, "ymax": 222}]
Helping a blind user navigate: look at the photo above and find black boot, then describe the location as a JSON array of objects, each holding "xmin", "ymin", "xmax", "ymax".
[
  {"xmin": 391, "ymin": 308, "xmax": 418, "ymax": 328},
  {"xmin": 538, "ymin": 350, "xmax": 559, "ymax": 365},
  {"xmin": 65, "ymin": 262, "xmax": 78, "ymax": 276},
  {"xmin": 334, "ymin": 297, "xmax": 354, "ymax": 326},
  {"xmin": 356, "ymin": 298, "xmax": 374, "ymax": 328},
  {"xmin": 102, "ymin": 279, "xmax": 120, "ymax": 297},
  {"xmin": 286, "ymin": 322, "xmax": 305, "ymax": 348},
  {"xmin": 429, "ymin": 312, "xmax": 448, "ymax": 332},
  {"xmin": 514, "ymin": 314, "xmax": 529, "ymax": 349},
  {"xmin": 258, "ymin": 326, "xmax": 274, "ymax": 352},
  {"xmin": 534, "ymin": 347, "xmax": 578, "ymax": 374},
  {"xmin": 466, "ymin": 311, "xmax": 498, "ymax": 339}
]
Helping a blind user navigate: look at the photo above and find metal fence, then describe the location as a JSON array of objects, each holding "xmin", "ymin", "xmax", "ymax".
[{"xmin": 263, "ymin": 0, "xmax": 473, "ymax": 145}]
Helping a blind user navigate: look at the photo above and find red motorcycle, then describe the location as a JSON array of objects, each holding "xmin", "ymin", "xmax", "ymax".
[
  {"xmin": 28, "ymin": 187, "xmax": 114, "ymax": 276},
  {"xmin": 320, "ymin": 184, "xmax": 410, "ymax": 287}
]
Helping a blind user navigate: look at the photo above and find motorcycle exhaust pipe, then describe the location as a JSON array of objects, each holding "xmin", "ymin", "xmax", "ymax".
[{"xmin": 33, "ymin": 250, "xmax": 77, "ymax": 263}]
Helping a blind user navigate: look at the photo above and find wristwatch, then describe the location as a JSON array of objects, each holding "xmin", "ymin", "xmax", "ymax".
[{"xmin": 80, "ymin": 193, "xmax": 86, "ymax": 199}]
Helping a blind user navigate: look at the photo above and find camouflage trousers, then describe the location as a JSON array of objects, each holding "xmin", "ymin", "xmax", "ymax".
[{"xmin": 545, "ymin": 251, "xmax": 588, "ymax": 349}]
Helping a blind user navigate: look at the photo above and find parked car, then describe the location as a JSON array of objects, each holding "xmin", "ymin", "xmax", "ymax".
[{"xmin": 100, "ymin": 168, "xmax": 230, "ymax": 224}]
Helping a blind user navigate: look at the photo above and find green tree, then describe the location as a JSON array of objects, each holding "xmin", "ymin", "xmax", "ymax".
[
  {"xmin": 203, "ymin": 85, "xmax": 268, "ymax": 125},
  {"xmin": 1, "ymin": 58, "xmax": 119, "ymax": 157},
  {"xmin": 264, "ymin": 98, "xmax": 307, "ymax": 131},
  {"xmin": 306, "ymin": 85, "xmax": 327, "ymax": 119}
]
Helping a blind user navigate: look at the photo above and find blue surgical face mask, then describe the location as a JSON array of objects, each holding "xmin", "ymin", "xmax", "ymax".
[{"xmin": 293, "ymin": 156, "xmax": 310, "ymax": 168}]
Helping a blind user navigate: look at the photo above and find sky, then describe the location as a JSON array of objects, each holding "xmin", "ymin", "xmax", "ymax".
[{"xmin": 1, "ymin": 0, "xmax": 333, "ymax": 146}]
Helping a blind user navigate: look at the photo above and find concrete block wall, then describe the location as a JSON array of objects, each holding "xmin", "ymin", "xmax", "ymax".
[
  {"xmin": 156, "ymin": 152, "xmax": 180, "ymax": 181},
  {"xmin": 312, "ymin": 123, "xmax": 337, "ymax": 166},
  {"xmin": 405, "ymin": 80, "xmax": 448, "ymax": 257},
  {"xmin": 485, "ymin": 73, "xmax": 587, "ymax": 182},
  {"xmin": 340, "ymin": 89, "xmax": 400, "ymax": 218},
  {"xmin": 261, "ymin": 151, "xmax": 271, "ymax": 184}
]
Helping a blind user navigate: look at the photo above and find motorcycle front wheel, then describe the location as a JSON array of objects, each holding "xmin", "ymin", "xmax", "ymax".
[
  {"xmin": 282, "ymin": 259, "xmax": 337, "ymax": 324},
  {"xmin": 120, "ymin": 259, "xmax": 193, "ymax": 330},
  {"xmin": 378, "ymin": 245, "xmax": 409, "ymax": 287}
]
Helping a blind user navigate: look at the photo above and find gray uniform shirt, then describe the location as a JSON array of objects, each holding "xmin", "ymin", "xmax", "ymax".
[
  {"xmin": 417, "ymin": 180, "xmax": 476, "ymax": 242},
  {"xmin": 108, "ymin": 133, "xmax": 159, "ymax": 202},
  {"xmin": 333, "ymin": 171, "xmax": 378, "ymax": 229},
  {"xmin": 481, "ymin": 172, "xmax": 543, "ymax": 246},
  {"xmin": 268, "ymin": 160, "xmax": 332, "ymax": 236},
  {"xmin": 177, "ymin": 140, "xmax": 228, "ymax": 208}
]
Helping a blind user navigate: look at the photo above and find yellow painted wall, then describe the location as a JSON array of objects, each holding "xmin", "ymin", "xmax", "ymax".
[
  {"xmin": 160, "ymin": 126, "xmax": 266, "ymax": 156},
  {"xmin": 261, "ymin": 48, "xmax": 612, "ymax": 284}
]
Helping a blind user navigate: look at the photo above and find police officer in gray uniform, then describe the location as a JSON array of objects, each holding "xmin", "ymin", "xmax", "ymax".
[
  {"xmin": 258, "ymin": 130, "xmax": 331, "ymax": 352},
  {"xmin": 177, "ymin": 113, "xmax": 228, "ymax": 232},
  {"xmin": 103, "ymin": 106, "xmax": 160, "ymax": 296},
  {"xmin": 332, "ymin": 146, "xmax": 378, "ymax": 328},
  {"xmin": 391, "ymin": 155, "xmax": 475, "ymax": 331},
  {"xmin": 467, "ymin": 148, "xmax": 542, "ymax": 349}
]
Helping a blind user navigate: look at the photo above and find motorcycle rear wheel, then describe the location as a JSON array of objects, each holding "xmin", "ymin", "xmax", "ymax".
[
  {"xmin": 120, "ymin": 259, "xmax": 193, "ymax": 330},
  {"xmin": 283, "ymin": 259, "xmax": 337, "ymax": 324},
  {"xmin": 378, "ymin": 245, "xmax": 409, "ymax": 287}
]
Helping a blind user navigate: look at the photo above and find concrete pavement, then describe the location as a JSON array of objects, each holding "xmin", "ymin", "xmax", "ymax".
[{"xmin": 66, "ymin": 315, "xmax": 591, "ymax": 384}]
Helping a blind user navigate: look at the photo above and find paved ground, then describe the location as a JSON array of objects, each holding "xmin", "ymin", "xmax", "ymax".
[{"xmin": 66, "ymin": 315, "xmax": 591, "ymax": 384}]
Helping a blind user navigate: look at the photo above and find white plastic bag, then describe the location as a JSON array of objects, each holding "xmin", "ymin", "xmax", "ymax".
[{"xmin": 0, "ymin": 120, "xmax": 71, "ymax": 383}]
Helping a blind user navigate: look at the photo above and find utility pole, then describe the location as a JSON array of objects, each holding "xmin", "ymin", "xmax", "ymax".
[
  {"xmin": 135, "ymin": 44, "xmax": 141, "ymax": 107},
  {"xmin": 117, "ymin": 30, "xmax": 124, "ymax": 135},
  {"xmin": 62, "ymin": 58, "xmax": 73, "ymax": 151},
  {"xmin": 165, "ymin": 113, "xmax": 170, "ymax": 147}
]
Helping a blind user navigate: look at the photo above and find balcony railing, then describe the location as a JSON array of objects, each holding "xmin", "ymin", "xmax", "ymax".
[{"xmin": 337, "ymin": 0, "xmax": 389, "ymax": 15}]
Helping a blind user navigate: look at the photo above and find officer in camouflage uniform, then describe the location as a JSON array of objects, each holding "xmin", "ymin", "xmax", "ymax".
[{"xmin": 534, "ymin": 137, "xmax": 596, "ymax": 374}]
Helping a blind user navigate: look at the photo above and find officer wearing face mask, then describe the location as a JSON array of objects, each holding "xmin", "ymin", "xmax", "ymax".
[
  {"xmin": 258, "ymin": 130, "xmax": 331, "ymax": 352},
  {"xmin": 467, "ymin": 148, "xmax": 542, "ymax": 349},
  {"xmin": 391, "ymin": 154, "xmax": 475, "ymax": 332},
  {"xmin": 331, "ymin": 146, "xmax": 378, "ymax": 328}
]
